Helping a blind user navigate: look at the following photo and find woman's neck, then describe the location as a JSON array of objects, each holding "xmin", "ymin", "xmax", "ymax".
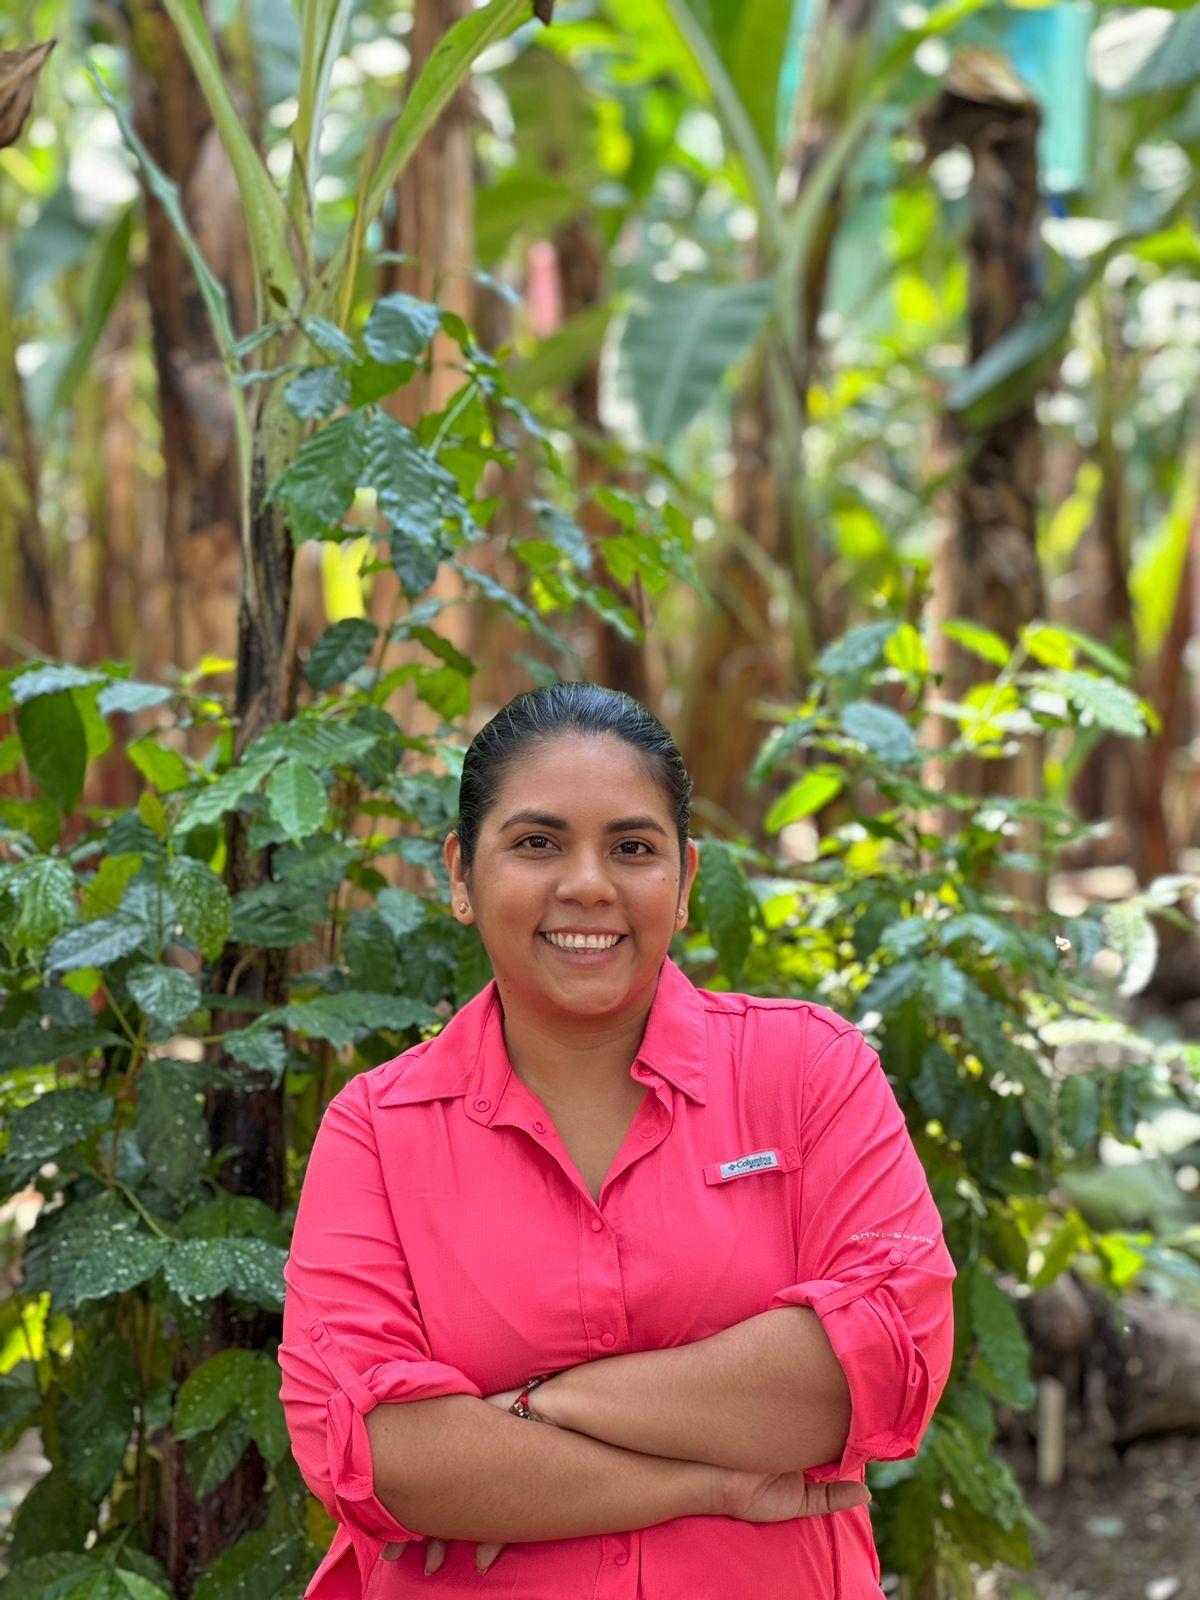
[{"xmin": 498, "ymin": 997, "xmax": 652, "ymax": 1111}]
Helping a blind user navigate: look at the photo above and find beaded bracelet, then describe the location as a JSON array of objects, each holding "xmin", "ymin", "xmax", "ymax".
[{"xmin": 509, "ymin": 1372, "xmax": 555, "ymax": 1419}]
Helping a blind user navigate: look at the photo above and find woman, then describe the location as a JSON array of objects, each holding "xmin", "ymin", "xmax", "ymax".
[{"xmin": 279, "ymin": 683, "xmax": 956, "ymax": 1599}]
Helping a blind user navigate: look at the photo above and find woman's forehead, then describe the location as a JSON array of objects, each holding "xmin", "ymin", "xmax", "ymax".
[{"xmin": 489, "ymin": 736, "xmax": 668, "ymax": 810}]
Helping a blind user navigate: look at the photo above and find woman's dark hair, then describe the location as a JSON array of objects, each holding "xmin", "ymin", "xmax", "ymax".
[{"xmin": 456, "ymin": 682, "xmax": 692, "ymax": 880}]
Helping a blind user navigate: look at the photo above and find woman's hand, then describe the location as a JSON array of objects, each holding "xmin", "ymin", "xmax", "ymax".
[
  {"xmin": 393, "ymin": 1387, "xmax": 528, "ymax": 1576},
  {"xmin": 717, "ymin": 1464, "xmax": 871, "ymax": 1523}
]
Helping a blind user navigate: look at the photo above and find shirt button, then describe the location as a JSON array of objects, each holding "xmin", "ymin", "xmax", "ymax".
[
  {"xmin": 639, "ymin": 1125, "xmax": 655, "ymax": 1138},
  {"xmin": 614, "ymin": 1553, "xmax": 629, "ymax": 1566},
  {"xmin": 590, "ymin": 1217, "xmax": 603, "ymax": 1232},
  {"xmin": 635, "ymin": 1063, "xmax": 651, "ymax": 1077},
  {"xmin": 600, "ymin": 1331, "xmax": 616, "ymax": 1348},
  {"xmin": 533, "ymin": 1120, "xmax": 546, "ymax": 1133},
  {"xmin": 888, "ymin": 1248, "xmax": 907, "ymax": 1265},
  {"xmin": 474, "ymin": 1098, "xmax": 490, "ymax": 1111}
]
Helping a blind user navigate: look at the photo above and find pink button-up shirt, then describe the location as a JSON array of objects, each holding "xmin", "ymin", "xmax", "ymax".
[{"xmin": 279, "ymin": 955, "xmax": 956, "ymax": 1599}]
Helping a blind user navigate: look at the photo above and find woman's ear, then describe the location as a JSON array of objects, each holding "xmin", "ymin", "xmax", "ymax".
[
  {"xmin": 678, "ymin": 837, "xmax": 700, "ymax": 920},
  {"xmin": 444, "ymin": 831, "xmax": 471, "ymax": 920}
]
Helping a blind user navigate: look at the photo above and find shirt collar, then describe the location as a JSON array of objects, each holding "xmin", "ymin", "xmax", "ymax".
[{"xmin": 377, "ymin": 953, "xmax": 707, "ymax": 1109}]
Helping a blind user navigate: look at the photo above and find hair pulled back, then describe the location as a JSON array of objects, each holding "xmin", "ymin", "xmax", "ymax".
[{"xmin": 455, "ymin": 682, "xmax": 692, "ymax": 880}]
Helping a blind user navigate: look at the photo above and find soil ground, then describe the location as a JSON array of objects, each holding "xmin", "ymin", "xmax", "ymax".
[{"xmin": 995, "ymin": 1433, "xmax": 1200, "ymax": 1600}]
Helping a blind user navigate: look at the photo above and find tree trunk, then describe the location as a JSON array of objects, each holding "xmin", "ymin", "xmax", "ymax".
[
  {"xmin": 128, "ymin": 0, "xmax": 251, "ymax": 685},
  {"xmin": 920, "ymin": 52, "xmax": 1046, "ymax": 909},
  {"xmin": 0, "ymin": 240, "xmax": 57, "ymax": 662}
]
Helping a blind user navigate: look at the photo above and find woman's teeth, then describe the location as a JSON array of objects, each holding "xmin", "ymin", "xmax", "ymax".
[{"xmin": 542, "ymin": 932, "xmax": 624, "ymax": 950}]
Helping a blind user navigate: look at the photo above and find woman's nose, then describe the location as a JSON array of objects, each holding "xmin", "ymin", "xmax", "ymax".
[{"xmin": 555, "ymin": 853, "xmax": 616, "ymax": 901}]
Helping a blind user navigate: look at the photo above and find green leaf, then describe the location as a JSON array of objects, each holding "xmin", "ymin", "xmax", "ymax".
[
  {"xmin": 45, "ymin": 914, "xmax": 147, "ymax": 974},
  {"xmin": 618, "ymin": 276, "xmax": 774, "ymax": 443},
  {"xmin": 166, "ymin": 856, "xmax": 232, "ymax": 960},
  {"xmin": 59, "ymin": 1342, "xmax": 136, "ymax": 1500},
  {"xmin": 270, "ymin": 991, "xmax": 439, "ymax": 1048},
  {"xmin": 361, "ymin": 410, "xmax": 461, "ymax": 542},
  {"xmin": 282, "ymin": 366, "xmax": 350, "ymax": 421},
  {"xmin": 266, "ymin": 760, "xmax": 328, "ymax": 841},
  {"xmin": 748, "ymin": 717, "xmax": 814, "ymax": 789},
  {"xmin": 840, "ymin": 701, "xmax": 915, "ymax": 764},
  {"xmin": 28, "ymin": 1193, "xmax": 168, "ymax": 1309},
  {"xmin": 696, "ymin": 839, "xmax": 753, "ymax": 979},
  {"xmin": 306, "ymin": 617, "xmax": 378, "ymax": 690},
  {"xmin": 174, "ymin": 1348, "xmax": 258, "ymax": 1437},
  {"xmin": 6, "ymin": 1469, "xmax": 93, "ymax": 1566},
  {"xmin": 1031, "ymin": 1211, "xmax": 1089, "ymax": 1291},
  {"xmin": 1038, "ymin": 670, "xmax": 1147, "ymax": 738},
  {"xmin": 969, "ymin": 1272, "xmax": 1036, "ymax": 1410},
  {"xmin": 17, "ymin": 691, "xmax": 87, "ymax": 814},
  {"xmin": 127, "ymin": 736, "xmax": 189, "ymax": 792},
  {"xmin": 187, "ymin": 1411, "xmax": 251, "ymax": 1498},
  {"xmin": 942, "ymin": 618, "xmax": 1010, "ymax": 667},
  {"xmin": 127, "ymin": 962, "xmax": 201, "ymax": 1029},
  {"xmin": 136, "ymin": 1061, "xmax": 210, "ymax": 1199},
  {"xmin": 930, "ymin": 1415, "xmax": 1024, "ymax": 1529},
  {"xmin": 10, "ymin": 664, "xmax": 107, "ymax": 703},
  {"xmin": 3, "ymin": 1089, "xmax": 114, "ymax": 1186},
  {"xmin": 764, "ymin": 766, "xmax": 844, "ymax": 832},
  {"xmin": 1057, "ymin": 1073, "xmax": 1101, "ymax": 1152},
  {"xmin": 0, "ymin": 1019, "xmax": 122, "ymax": 1074},
  {"xmin": 265, "ymin": 413, "xmax": 365, "ymax": 543},
  {"xmin": 376, "ymin": 886, "xmax": 426, "ymax": 940},
  {"xmin": 190, "ymin": 1528, "xmax": 303, "ymax": 1600},
  {"xmin": 175, "ymin": 1347, "xmax": 288, "ymax": 1460},
  {"xmin": 163, "ymin": 1238, "xmax": 286, "ymax": 1313},
  {"xmin": 815, "ymin": 620, "xmax": 896, "ymax": 678},
  {"xmin": 222, "ymin": 1025, "xmax": 289, "ymax": 1086},
  {"xmin": 301, "ymin": 316, "xmax": 357, "ymax": 364},
  {"xmin": 362, "ymin": 292, "xmax": 441, "ymax": 364},
  {"xmin": 175, "ymin": 752, "xmax": 279, "ymax": 831},
  {"xmin": 531, "ymin": 500, "xmax": 592, "ymax": 571},
  {"xmin": 13, "ymin": 857, "xmax": 77, "ymax": 949},
  {"xmin": 947, "ymin": 263, "xmax": 1106, "ymax": 430},
  {"xmin": 44, "ymin": 207, "xmax": 133, "ymax": 425},
  {"xmin": 392, "ymin": 533, "xmax": 440, "ymax": 597}
]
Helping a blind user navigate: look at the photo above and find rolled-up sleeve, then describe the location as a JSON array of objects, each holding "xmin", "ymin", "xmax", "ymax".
[
  {"xmin": 767, "ymin": 1019, "xmax": 956, "ymax": 1480},
  {"xmin": 278, "ymin": 1080, "xmax": 482, "ymax": 1592}
]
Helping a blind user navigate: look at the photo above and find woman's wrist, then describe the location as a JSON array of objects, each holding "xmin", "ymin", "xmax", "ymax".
[{"xmin": 525, "ymin": 1367, "xmax": 574, "ymax": 1428}]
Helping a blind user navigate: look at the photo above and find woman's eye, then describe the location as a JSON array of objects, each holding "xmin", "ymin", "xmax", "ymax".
[{"xmin": 515, "ymin": 832, "xmax": 652, "ymax": 857}]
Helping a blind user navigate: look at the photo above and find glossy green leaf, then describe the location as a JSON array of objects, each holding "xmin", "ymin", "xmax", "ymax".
[
  {"xmin": 266, "ymin": 760, "xmax": 328, "ymax": 841},
  {"xmin": 127, "ymin": 963, "xmax": 202, "ymax": 1029}
]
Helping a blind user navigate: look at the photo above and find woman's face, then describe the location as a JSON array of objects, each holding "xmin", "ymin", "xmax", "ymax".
[{"xmin": 444, "ymin": 735, "xmax": 699, "ymax": 1023}]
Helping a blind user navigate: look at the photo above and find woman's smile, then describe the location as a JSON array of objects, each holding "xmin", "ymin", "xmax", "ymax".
[{"xmin": 538, "ymin": 930, "xmax": 628, "ymax": 961}]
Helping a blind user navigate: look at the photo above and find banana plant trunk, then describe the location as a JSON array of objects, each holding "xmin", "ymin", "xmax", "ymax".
[
  {"xmin": 921, "ymin": 54, "xmax": 1047, "ymax": 910},
  {"xmin": 128, "ymin": 0, "xmax": 252, "ymax": 684}
]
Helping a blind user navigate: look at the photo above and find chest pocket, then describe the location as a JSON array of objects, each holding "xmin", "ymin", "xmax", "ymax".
[{"xmin": 702, "ymin": 1143, "xmax": 800, "ymax": 1184}]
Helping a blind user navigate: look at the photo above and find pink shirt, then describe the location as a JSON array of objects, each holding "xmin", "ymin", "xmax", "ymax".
[{"xmin": 279, "ymin": 955, "xmax": 956, "ymax": 1599}]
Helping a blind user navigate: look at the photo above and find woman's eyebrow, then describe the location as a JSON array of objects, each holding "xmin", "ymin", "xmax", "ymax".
[{"xmin": 499, "ymin": 809, "xmax": 669, "ymax": 836}]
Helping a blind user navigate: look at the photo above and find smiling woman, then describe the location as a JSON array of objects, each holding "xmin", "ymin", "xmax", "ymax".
[{"xmin": 278, "ymin": 683, "xmax": 956, "ymax": 1599}]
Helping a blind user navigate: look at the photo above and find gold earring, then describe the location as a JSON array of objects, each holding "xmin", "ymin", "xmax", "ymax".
[{"xmin": 459, "ymin": 902, "xmax": 469, "ymax": 914}]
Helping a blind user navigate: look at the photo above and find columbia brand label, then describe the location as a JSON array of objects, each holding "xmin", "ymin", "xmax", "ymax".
[
  {"xmin": 721, "ymin": 1149, "xmax": 779, "ymax": 1179},
  {"xmin": 702, "ymin": 1144, "xmax": 800, "ymax": 1184}
]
